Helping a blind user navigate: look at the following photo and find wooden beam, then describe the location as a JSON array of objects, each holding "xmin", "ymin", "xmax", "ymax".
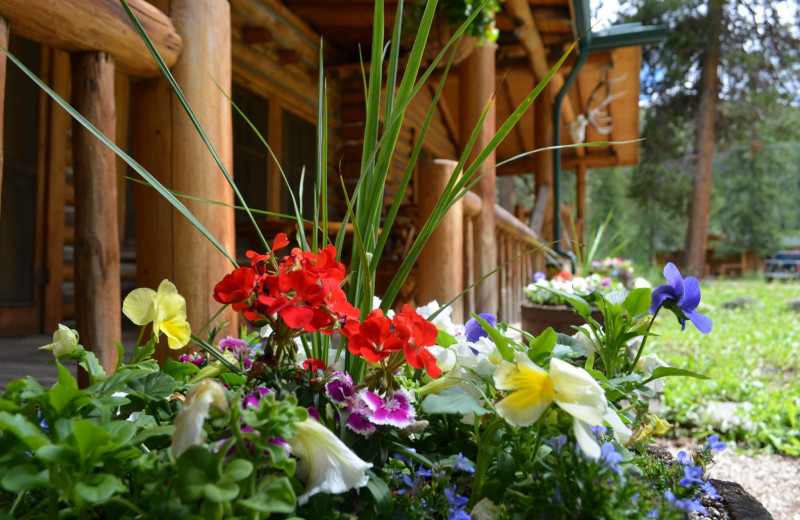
[
  {"xmin": 133, "ymin": 0, "xmax": 236, "ymax": 363},
  {"xmin": 0, "ymin": 0, "xmax": 181, "ymax": 77},
  {"xmin": 429, "ymin": 84, "xmax": 458, "ymax": 150},
  {"xmin": 503, "ymin": 0, "xmax": 578, "ymax": 124},
  {"xmin": 459, "ymin": 45, "xmax": 498, "ymax": 315},
  {"xmin": 43, "ymin": 50, "xmax": 71, "ymax": 333},
  {"xmin": 0, "ymin": 16, "xmax": 7, "ymax": 226},
  {"xmin": 417, "ymin": 160, "xmax": 464, "ymax": 323},
  {"xmin": 71, "ymin": 51, "xmax": 120, "ymax": 380},
  {"xmin": 115, "ymin": 72, "xmax": 130, "ymax": 242},
  {"xmin": 241, "ymin": 26, "xmax": 273, "ymax": 45},
  {"xmin": 534, "ymin": 83, "xmax": 554, "ymax": 242}
]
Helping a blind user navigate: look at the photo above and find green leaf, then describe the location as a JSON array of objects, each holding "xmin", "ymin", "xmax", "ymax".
[
  {"xmin": 223, "ymin": 459, "xmax": 253, "ymax": 482},
  {"xmin": 80, "ymin": 351, "xmax": 107, "ymax": 382},
  {"xmin": 542, "ymin": 288, "xmax": 591, "ymax": 317},
  {"xmin": 0, "ymin": 412, "xmax": 50, "ymax": 450},
  {"xmin": 56, "ymin": 361, "xmax": 77, "ymax": 389},
  {"xmin": 239, "ymin": 477, "xmax": 296, "ymax": 513},
  {"xmin": 72, "ymin": 419, "xmax": 111, "ymax": 460},
  {"xmin": 129, "ymin": 340, "xmax": 156, "ymax": 365},
  {"xmin": 126, "ymin": 372, "xmax": 176, "ymax": 401},
  {"xmin": 436, "ymin": 329, "xmax": 458, "ymax": 348},
  {"xmin": 73, "ymin": 473, "xmax": 121, "ymax": 504},
  {"xmin": 604, "ymin": 290, "xmax": 628, "ymax": 307},
  {"xmin": 36, "ymin": 445, "xmax": 75, "ymax": 464},
  {"xmin": 1, "ymin": 464, "xmax": 49, "ymax": 491},
  {"xmin": 648, "ymin": 367, "xmax": 710, "ymax": 381},
  {"xmin": 202, "ymin": 481, "xmax": 240, "ymax": 503},
  {"xmin": 162, "ymin": 358, "xmax": 200, "ymax": 381},
  {"xmin": 366, "ymin": 471, "xmax": 393, "ymax": 517},
  {"xmin": 624, "ymin": 288, "xmax": 652, "ymax": 318},
  {"xmin": 473, "ymin": 314, "xmax": 514, "ymax": 362},
  {"xmin": 219, "ymin": 372, "xmax": 247, "ymax": 387},
  {"xmin": 529, "ymin": 328, "xmax": 557, "ymax": 359},
  {"xmin": 130, "ymin": 424, "xmax": 176, "ymax": 446},
  {"xmin": 106, "ymin": 421, "xmax": 137, "ymax": 445},
  {"xmin": 421, "ymin": 387, "xmax": 486, "ymax": 416},
  {"xmin": 175, "ymin": 446, "xmax": 219, "ymax": 501}
]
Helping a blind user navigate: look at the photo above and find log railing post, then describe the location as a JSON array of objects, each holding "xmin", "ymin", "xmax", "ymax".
[
  {"xmin": 459, "ymin": 44, "xmax": 498, "ymax": 316},
  {"xmin": 133, "ymin": 0, "xmax": 235, "ymax": 363},
  {"xmin": 0, "ymin": 16, "xmax": 8, "ymax": 225},
  {"xmin": 71, "ymin": 51, "xmax": 120, "ymax": 380},
  {"xmin": 417, "ymin": 160, "xmax": 464, "ymax": 323}
]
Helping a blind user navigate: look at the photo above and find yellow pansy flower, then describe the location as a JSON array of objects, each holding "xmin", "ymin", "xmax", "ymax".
[
  {"xmin": 123, "ymin": 279, "xmax": 191, "ymax": 350},
  {"xmin": 494, "ymin": 353, "xmax": 627, "ymax": 458}
]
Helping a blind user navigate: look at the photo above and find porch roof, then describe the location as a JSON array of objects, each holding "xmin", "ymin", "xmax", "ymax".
[{"xmin": 277, "ymin": 0, "xmax": 651, "ymax": 172}]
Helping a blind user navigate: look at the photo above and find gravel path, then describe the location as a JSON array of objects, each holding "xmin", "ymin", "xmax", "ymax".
[{"xmin": 659, "ymin": 440, "xmax": 800, "ymax": 520}]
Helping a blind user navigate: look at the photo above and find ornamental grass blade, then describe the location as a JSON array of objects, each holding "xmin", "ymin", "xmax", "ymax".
[{"xmin": 0, "ymin": 45, "xmax": 236, "ymax": 267}]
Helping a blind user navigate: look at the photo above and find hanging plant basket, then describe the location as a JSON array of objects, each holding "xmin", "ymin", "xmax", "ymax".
[{"xmin": 521, "ymin": 302, "xmax": 605, "ymax": 336}]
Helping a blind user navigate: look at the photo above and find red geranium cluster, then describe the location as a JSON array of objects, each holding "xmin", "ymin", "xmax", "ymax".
[
  {"xmin": 213, "ymin": 233, "xmax": 359, "ymax": 333},
  {"xmin": 342, "ymin": 305, "xmax": 441, "ymax": 378}
]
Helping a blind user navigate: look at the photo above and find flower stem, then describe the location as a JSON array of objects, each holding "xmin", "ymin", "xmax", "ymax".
[
  {"xmin": 629, "ymin": 307, "xmax": 660, "ymax": 375},
  {"xmin": 470, "ymin": 418, "xmax": 504, "ymax": 506}
]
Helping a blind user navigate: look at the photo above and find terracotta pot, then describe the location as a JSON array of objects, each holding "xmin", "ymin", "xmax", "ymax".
[{"xmin": 520, "ymin": 302, "xmax": 605, "ymax": 336}]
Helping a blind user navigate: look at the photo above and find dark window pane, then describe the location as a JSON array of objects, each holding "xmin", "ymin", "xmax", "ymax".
[
  {"xmin": 232, "ymin": 84, "xmax": 269, "ymax": 255},
  {"xmin": 0, "ymin": 35, "xmax": 40, "ymax": 304},
  {"xmin": 281, "ymin": 111, "xmax": 316, "ymax": 220}
]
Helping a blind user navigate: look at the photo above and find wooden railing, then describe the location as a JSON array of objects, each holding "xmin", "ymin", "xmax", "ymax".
[{"xmin": 461, "ymin": 191, "xmax": 546, "ymax": 324}]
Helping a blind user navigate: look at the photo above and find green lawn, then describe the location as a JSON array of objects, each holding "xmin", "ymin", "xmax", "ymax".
[{"xmin": 648, "ymin": 278, "xmax": 800, "ymax": 454}]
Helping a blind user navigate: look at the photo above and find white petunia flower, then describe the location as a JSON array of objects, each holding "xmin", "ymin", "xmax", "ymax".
[
  {"xmin": 171, "ymin": 380, "xmax": 229, "ymax": 458},
  {"xmin": 39, "ymin": 324, "xmax": 79, "ymax": 358},
  {"xmin": 289, "ymin": 418, "xmax": 372, "ymax": 505}
]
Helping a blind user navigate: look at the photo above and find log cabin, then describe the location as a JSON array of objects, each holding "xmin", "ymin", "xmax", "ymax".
[{"xmin": 0, "ymin": 0, "xmax": 664, "ymax": 372}]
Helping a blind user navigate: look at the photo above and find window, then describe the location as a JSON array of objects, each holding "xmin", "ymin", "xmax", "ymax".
[{"xmin": 281, "ymin": 111, "xmax": 316, "ymax": 220}]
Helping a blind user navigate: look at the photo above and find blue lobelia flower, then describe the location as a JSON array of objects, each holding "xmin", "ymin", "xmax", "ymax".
[
  {"xmin": 649, "ymin": 262, "xmax": 712, "ymax": 334},
  {"xmin": 464, "ymin": 313, "xmax": 497, "ymax": 343},
  {"xmin": 704, "ymin": 434, "xmax": 726, "ymax": 452}
]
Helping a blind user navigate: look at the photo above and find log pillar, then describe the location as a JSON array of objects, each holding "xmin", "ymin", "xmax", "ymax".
[
  {"xmin": 0, "ymin": 16, "xmax": 8, "ymax": 225},
  {"xmin": 534, "ymin": 84, "xmax": 554, "ymax": 243},
  {"xmin": 71, "ymin": 52, "xmax": 120, "ymax": 379},
  {"xmin": 417, "ymin": 160, "xmax": 464, "ymax": 323},
  {"xmin": 132, "ymin": 0, "xmax": 235, "ymax": 363},
  {"xmin": 459, "ymin": 44, "xmax": 498, "ymax": 316}
]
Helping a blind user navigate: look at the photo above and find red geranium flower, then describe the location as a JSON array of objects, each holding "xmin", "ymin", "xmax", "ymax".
[
  {"xmin": 394, "ymin": 305, "xmax": 441, "ymax": 377},
  {"xmin": 343, "ymin": 309, "xmax": 404, "ymax": 363},
  {"xmin": 213, "ymin": 266, "xmax": 258, "ymax": 304}
]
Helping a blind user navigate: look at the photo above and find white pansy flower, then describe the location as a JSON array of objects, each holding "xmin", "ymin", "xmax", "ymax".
[
  {"xmin": 171, "ymin": 380, "xmax": 229, "ymax": 458},
  {"xmin": 289, "ymin": 418, "xmax": 372, "ymax": 505},
  {"xmin": 416, "ymin": 300, "xmax": 459, "ymax": 336},
  {"xmin": 636, "ymin": 353, "xmax": 670, "ymax": 393}
]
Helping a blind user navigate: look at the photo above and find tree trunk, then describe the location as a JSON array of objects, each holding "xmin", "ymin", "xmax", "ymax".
[{"xmin": 684, "ymin": 0, "xmax": 724, "ymax": 277}]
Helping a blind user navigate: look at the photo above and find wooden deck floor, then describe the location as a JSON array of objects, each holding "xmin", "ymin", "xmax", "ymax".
[{"xmin": 0, "ymin": 326, "xmax": 139, "ymax": 390}]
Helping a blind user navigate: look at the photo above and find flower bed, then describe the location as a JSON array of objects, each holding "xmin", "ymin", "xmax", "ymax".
[{"xmin": 1, "ymin": 248, "xmax": 729, "ymax": 518}]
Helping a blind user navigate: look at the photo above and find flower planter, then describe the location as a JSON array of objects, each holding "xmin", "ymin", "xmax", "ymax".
[{"xmin": 520, "ymin": 302, "xmax": 605, "ymax": 336}]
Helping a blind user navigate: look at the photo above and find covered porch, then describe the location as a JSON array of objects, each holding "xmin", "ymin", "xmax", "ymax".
[{"xmin": 0, "ymin": 0, "xmax": 657, "ymax": 380}]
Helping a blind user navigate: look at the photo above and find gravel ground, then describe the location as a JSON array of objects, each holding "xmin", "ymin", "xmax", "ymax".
[{"xmin": 659, "ymin": 440, "xmax": 800, "ymax": 520}]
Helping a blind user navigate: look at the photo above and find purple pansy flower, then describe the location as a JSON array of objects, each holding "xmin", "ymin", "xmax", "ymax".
[
  {"xmin": 464, "ymin": 313, "xmax": 497, "ymax": 343},
  {"xmin": 649, "ymin": 262, "xmax": 712, "ymax": 334},
  {"xmin": 360, "ymin": 389, "xmax": 416, "ymax": 428},
  {"xmin": 219, "ymin": 336, "xmax": 250, "ymax": 354},
  {"xmin": 533, "ymin": 271, "xmax": 547, "ymax": 282}
]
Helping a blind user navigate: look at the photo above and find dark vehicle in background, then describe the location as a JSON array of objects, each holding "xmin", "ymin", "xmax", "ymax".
[{"xmin": 764, "ymin": 251, "xmax": 800, "ymax": 281}]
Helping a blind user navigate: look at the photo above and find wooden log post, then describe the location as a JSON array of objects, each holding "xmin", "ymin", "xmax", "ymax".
[
  {"xmin": 459, "ymin": 44, "xmax": 498, "ymax": 316},
  {"xmin": 417, "ymin": 160, "xmax": 463, "ymax": 323},
  {"xmin": 0, "ymin": 16, "xmax": 7, "ymax": 225},
  {"xmin": 71, "ymin": 52, "xmax": 120, "ymax": 380},
  {"xmin": 133, "ymin": 0, "xmax": 235, "ymax": 363}
]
